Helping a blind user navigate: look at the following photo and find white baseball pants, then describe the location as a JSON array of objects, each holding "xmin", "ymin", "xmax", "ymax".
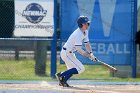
[{"xmin": 60, "ymin": 49, "xmax": 85, "ymax": 74}]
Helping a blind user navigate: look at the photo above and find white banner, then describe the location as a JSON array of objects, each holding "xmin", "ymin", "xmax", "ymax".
[{"xmin": 14, "ymin": 0, "xmax": 54, "ymax": 37}]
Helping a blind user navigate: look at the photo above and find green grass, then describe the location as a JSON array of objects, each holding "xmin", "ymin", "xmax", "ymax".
[
  {"xmin": 0, "ymin": 59, "xmax": 140, "ymax": 82},
  {"xmin": 0, "ymin": 60, "xmax": 51, "ymax": 80},
  {"xmin": 57, "ymin": 64, "xmax": 140, "ymax": 82}
]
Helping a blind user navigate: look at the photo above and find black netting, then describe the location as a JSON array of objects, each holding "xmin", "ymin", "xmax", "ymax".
[{"xmin": 0, "ymin": 0, "xmax": 14, "ymax": 38}]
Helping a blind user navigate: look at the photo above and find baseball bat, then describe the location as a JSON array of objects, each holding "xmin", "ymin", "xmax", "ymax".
[{"xmin": 95, "ymin": 58, "xmax": 118, "ymax": 72}]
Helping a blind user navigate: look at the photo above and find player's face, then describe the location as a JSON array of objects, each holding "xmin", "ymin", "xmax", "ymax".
[{"xmin": 82, "ymin": 23, "xmax": 90, "ymax": 31}]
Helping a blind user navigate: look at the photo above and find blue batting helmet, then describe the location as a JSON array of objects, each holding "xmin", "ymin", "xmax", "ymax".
[{"xmin": 77, "ymin": 16, "xmax": 90, "ymax": 28}]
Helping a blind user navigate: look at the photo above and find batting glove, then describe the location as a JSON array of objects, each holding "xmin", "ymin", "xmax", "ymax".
[{"xmin": 89, "ymin": 53, "xmax": 97, "ymax": 61}]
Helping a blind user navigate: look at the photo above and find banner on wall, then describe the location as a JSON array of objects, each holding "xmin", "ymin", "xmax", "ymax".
[
  {"xmin": 14, "ymin": 0, "xmax": 54, "ymax": 37},
  {"xmin": 60, "ymin": 0, "xmax": 135, "ymax": 65}
]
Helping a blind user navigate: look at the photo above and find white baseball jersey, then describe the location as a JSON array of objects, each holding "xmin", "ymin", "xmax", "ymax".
[
  {"xmin": 61, "ymin": 28, "xmax": 89, "ymax": 74},
  {"xmin": 63, "ymin": 28, "xmax": 89, "ymax": 52}
]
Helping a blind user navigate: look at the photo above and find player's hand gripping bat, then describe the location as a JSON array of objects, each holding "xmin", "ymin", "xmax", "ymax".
[{"xmin": 94, "ymin": 58, "xmax": 118, "ymax": 72}]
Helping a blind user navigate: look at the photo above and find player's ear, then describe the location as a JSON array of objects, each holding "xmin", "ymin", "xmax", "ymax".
[
  {"xmin": 78, "ymin": 23, "xmax": 83, "ymax": 28},
  {"xmin": 80, "ymin": 24, "xmax": 83, "ymax": 28}
]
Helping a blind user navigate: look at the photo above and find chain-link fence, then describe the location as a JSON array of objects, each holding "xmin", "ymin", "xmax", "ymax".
[
  {"xmin": 0, "ymin": 39, "xmax": 52, "ymax": 80},
  {"xmin": 0, "ymin": 0, "xmax": 56, "ymax": 80}
]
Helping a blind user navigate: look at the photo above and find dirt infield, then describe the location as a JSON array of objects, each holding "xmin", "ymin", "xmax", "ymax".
[
  {"xmin": 0, "ymin": 84, "xmax": 140, "ymax": 93},
  {"xmin": 0, "ymin": 81, "xmax": 140, "ymax": 93}
]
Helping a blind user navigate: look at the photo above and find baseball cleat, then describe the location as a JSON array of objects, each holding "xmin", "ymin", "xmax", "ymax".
[
  {"xmin": 55, "ymin": 72, "xmax": 64, "ymax": 86},
  {"xmin": 63, "ymin": 82, "xmax": 70, "ymax": 87}
]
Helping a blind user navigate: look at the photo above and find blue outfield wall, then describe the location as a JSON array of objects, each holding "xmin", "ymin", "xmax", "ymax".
[{"xmin": 60, "ymin": 0, "xmax": 137, "ymax": 65}]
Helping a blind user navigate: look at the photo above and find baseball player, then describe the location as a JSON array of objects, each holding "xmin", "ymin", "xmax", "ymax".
[{"xmin": 56, "ymin": 16, "xmax": 96, "ymax": 87}]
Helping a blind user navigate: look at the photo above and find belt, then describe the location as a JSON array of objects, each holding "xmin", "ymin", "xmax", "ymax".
[{"xmin": 63, "ymin": 47, "xmax": 72, "ymax": 53}]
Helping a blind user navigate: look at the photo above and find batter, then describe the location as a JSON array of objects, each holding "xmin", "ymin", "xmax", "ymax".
[{"xmin": 56, "ymin": 16, "xmax": 96, "ymax": 87}]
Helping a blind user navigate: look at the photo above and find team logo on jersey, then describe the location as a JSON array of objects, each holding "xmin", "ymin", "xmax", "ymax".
[{"xmin": 22, "ymin": 3, "xmax": 47, "ymax": 24}]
